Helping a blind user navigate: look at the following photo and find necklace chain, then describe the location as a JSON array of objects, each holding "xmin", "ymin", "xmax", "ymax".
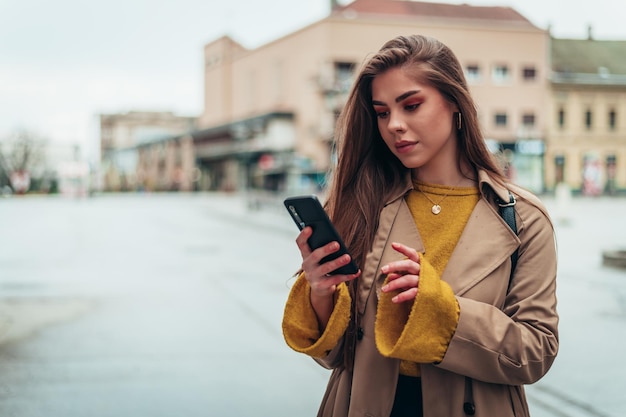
[
  {"xmin": 418, "ymin": 187, "xmax": 453, "ymax": 215},
  {"xmin": 415, "ymin": 177, "xmax": 474, "ymax": 215}
]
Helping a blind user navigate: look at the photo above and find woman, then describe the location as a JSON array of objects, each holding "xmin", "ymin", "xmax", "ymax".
[{"xmin": 282, "ymin": 34, "xmax": 558, "ymax": 417}]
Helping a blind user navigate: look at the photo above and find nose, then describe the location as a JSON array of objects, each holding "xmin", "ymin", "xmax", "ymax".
[{"xmin": 387, "ymin": 112, "xmax": 407, "ymax": 132}]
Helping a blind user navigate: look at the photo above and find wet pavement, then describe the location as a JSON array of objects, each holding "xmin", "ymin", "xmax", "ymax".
[{"xmin": 0, "ymin": 192, "xmax": 624, "ymax": 416}]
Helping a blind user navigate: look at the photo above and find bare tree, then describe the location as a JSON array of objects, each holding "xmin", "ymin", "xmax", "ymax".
[{"xmin": 0, "ymin": 130, "xmax": 46, "ymax": 193}]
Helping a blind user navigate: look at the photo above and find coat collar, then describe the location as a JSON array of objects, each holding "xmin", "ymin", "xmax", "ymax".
[
  {"xmin": 385, "ymin": 169, "xmax": 511, "ymax": 206},
  {"xmin": 477, "ymin": 169, "xmax": 513, "ymax": 205}
]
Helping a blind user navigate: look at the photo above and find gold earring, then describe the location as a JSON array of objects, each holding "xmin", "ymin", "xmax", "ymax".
[{"xmin": 457, "ymin": 112, "xmax": 462, "ymax": 130}]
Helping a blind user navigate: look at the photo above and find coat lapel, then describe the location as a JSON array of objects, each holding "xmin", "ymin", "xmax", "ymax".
[
  {"xmin": 357, "ymin": 194, "xmax": 424, "ymax": 314},
  {"xmin": 441, "ymin": 197, "xmax": 520, "ymax": 296},
  {"xmin": 375, "ymin": 200, "xmax": 425, "ymax": 295}
]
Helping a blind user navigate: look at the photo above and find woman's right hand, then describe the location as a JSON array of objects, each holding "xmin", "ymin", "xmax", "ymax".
[{"xmin": 296, "ymin": 226, "xmax": 360, "ymax": 329}]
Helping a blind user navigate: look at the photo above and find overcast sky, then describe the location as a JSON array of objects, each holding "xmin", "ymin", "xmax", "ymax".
[{"xmin": 0, "ymin": 0, "xmax": 623, "ymax": 162}]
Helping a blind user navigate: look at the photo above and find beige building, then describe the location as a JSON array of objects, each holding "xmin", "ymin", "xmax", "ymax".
[
  {"xmin": 196, "ymin": 0, "xmax": 549, "ymax": 194},
  {"xmin": 107, "ymin": 1, "xmax": 626, "ymax": 196},
  {"xmin": 545, "ymin": 35, "xmax": 626, "ymax": 195},
  {"xmin": 100, "ymin": 111, "xmax": 196, "ymax": 191}
]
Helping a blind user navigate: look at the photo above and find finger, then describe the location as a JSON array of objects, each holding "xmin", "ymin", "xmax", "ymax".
[
  {"xmin": 295, "ymin": 226, "xmax": 314, "ymax": 255},
  {"xmin": 385, "ymin": 272, "xmax": 402, "ymax": 281},
  {"xmin": 309, "ymin": 269, "xmax": 361, "ymax": 297},
  {"xmin": 391, "ymin": 287, "xmax": 418, "ymax": 303},
  {"xmin": 326, "ymin": 253, "xmax": 350, "ymax": 274},
  {"xmin": 391, "ymin": 242, "xmax": 420, "ymax": 262},
  {"xmin": 321, "ymin": 270, "xmax": 361, "ymax": 287},
  {"xmin": 381, "ymin": 259, "xmax": 421, "ymax": 275},
  {"xmin": 304, "ymin": 250, "xmax": 346, "ymax": 275},
  {"xmin": 305, "ymin": 241, "xmax": 342, "ymax": 267},
  {"xmin": 301, "ymin": 242, "xmax": 349, "ymax": 279},
  {"xmin": 382, "ymin": 274, "xmax": 419, "ymax": 293}
]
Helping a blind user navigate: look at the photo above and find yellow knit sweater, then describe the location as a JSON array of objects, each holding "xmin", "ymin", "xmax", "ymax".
[
  {"xmin": 282, "ymin": 182, "xmax": 479, "ymax": 376},
  {"xmin": 406, "ymin": 181, "xmax": 481, "ymax": 274},
  {"xmin": 392, "ymin": 181, "xmax": 480, "ymax": 375}
]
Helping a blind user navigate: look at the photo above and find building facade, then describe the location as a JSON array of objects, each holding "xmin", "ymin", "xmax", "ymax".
[
  {"xmin": 545, "ymin": 35, "xmax": 626, "ymax": 195},
  {"xmin": 100, "ymin": 111, "xmax": 196, "ymax": 191},
  {"xmin": 195, "ymin": 0, "xmax": 549, "ymax": 194},
  {"xmin": 101, "ymin": 0, "xmax": 626, "ymax": 196}
]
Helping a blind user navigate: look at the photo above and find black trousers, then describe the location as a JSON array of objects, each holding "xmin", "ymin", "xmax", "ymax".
[{"xmin": 390, "ymin": 375, "xmax": 423, "ymax": 417}]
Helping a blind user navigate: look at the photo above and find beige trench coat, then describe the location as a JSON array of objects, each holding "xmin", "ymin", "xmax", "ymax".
[{"xmin": 314, "ymin": 171, "xmax": 559, "ymax": 417}]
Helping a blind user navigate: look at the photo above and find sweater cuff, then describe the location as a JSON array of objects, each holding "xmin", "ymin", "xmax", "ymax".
[
  {"xmin": 375, "ymin": 253, "xmax": 459, "ymax": 363},
  {"xmin": 282, "ymin": 273, "xmax": 352, "ymax": 358}
]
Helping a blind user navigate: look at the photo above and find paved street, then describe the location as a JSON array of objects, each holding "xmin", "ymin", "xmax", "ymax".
[{"xmin": 0, "ymin": 192, "xmax": 624, "ymax": 416}]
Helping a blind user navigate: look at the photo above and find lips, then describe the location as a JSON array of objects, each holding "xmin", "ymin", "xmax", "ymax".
[{"xmin": 395, "ymin": 140, "xmax": 417, "ymax": 153}]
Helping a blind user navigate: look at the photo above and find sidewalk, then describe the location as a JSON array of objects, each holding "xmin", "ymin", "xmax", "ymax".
[
  {"xmin": 0, "ymin": 192, "xmax": 297, "ymax": 350},
  {"xmin": 198, "ymin": 190, "xmax": 305, "ymax": 235},
  {"xmin": 0, "ymin": 298, "xmax": 93, "ymax": 346},
  {"xmin": 0, "ymin": 191, "xmax": 624, "ymax": 417}
]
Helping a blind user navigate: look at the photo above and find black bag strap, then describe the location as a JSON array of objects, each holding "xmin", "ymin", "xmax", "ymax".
[{"xmin": 498, "ymin": 191, "xmax": 518, "ymax": 289}]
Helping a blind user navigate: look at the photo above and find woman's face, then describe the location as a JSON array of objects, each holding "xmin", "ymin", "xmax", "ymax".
[{"xmin": 371, "ymin": 66, "xmax": 459, "ymax": 175}]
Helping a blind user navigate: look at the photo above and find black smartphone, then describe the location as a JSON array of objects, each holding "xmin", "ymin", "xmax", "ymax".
[{"xmin": 283, "ymin": 195, "xmax": 359, "ymax": 275}]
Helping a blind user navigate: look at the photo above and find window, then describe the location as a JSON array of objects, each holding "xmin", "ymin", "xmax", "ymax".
[
  {"xmin": 335, "ymin": 62, "xmax": 355, "ymax": 92},
  {"xmin": 558, "ymin": 108, "xmax": 565, "ymax": 128},
  {"xmin": 247, "ymin": 70, "xmax": 257, "ymax": 109},
  {"xmin": 607, "ymin": 155, "xmax": 618, "ymax": 194},
  {"xmin": 205, "ymin": 54, "xmax": 220, "ymax": 68},
  {"xmin": 465, "ymin": 64, "xmax": 481, "ymax": 82},
  {"xmin": 273, "ymin": 60, "xmax": 284, "ymax": 102},
  {"xmin": 522, "ymin": 113, "xmax": 536, "ymax": 127},
  {"xmin": 585, "ymin": 109, "xmax": 593, "ymax": 130},
  {"xmin": 609, "ymin": 109, "xmax": 617, "ymax": 130},
  {"xmin": 495, "ymin": 113, "xmax": 508, "ymax": 127},
  {"xmin": 554, "ymin": 155, "xmax": 565, "ymax": 183},
  {"xmin": 522, "ymin": 66, "xmax": 537, "ymax": 81},
  {"xmin": 492, "ymin": 65, "xmax": 510, "ymax": 83}
]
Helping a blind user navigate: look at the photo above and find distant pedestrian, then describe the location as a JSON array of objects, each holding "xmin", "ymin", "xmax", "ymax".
[{"xmin": 282, "ymin": 34, "xmax": 558, "ymax": 417}]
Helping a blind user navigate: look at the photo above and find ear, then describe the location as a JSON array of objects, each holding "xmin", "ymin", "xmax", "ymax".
[{"xmin": 445, "ymin": 99, "xmax": 459, "ymax": 116}]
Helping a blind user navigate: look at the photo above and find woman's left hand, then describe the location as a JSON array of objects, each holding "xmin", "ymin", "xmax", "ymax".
[{"xmin": 381, "ymin": 242, "xmax": 421, "ymax": 303}]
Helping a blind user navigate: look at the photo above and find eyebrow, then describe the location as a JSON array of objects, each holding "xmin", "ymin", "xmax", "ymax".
[{"xmin": 371, "ymin": 90, "xmax": 420, "ymax": 106}]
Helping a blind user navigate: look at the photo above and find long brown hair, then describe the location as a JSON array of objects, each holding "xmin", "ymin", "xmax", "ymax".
[{"xmin": 325, "ymin": 34, "xmax": 506, "ymax": 270}]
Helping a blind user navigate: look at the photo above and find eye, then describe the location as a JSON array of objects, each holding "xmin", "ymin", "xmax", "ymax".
[
  {"xmin": 373, "ymin": 106, "xmax": 389, "ymax": 119},
  {"xmin": 405, "ymin": 103, "xmax": 421, "ymax": 111}
]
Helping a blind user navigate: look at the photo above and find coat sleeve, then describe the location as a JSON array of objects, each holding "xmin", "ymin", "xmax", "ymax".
[
  {"xmin": 375, "ymin": 253, "xmax": 460, "ymax": 363},
  {"xmin": 282, "ymin": 273, "xmax": 352, "ymax": 361},
  {"xmin": 437, "ymin": 199, "xmax": 559, "ymax": 385}
]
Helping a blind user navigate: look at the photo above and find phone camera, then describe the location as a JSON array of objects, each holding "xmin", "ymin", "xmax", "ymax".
[{"xmin": 288, "ymin": 205, "xmax": 305, "ymax": 229}]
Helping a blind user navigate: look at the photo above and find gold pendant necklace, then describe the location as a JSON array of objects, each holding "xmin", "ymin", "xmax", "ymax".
[{"xmin": 418, "ymin": 187, "xmax": 453, "ymax": 215}]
